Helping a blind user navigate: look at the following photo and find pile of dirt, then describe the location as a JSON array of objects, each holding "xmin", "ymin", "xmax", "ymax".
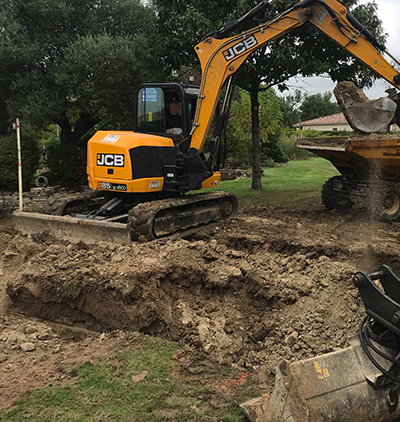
[{"xmin": 2, "ymin": 203, "xmax": 400, "ymax": 411}]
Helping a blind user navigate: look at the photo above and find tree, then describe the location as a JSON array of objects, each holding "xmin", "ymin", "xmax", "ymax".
[
  {"xmin": 151, "ymin": 0, "xmax": 386, "ymax": 189},
  {"xmin": 233, "ymin": 0, "xmax": 385, "ymax": 188},
  {"xmin": 279, "ymin": 90, "xmax": 303, "ymax": 128},
  {"xmin": 150, "ymin": 0, "xmax": 237, "ymax": 74},
  {"xmin": 226, "ymin": 88, "xmax": 284, "ymax": 168},
  {"xmin": 0, "ymin": 0, "xmax": 166, "ymax": 144},
  {"xmin": 300, "ymin": 92, "xmax": 341, "ymax": 122}
]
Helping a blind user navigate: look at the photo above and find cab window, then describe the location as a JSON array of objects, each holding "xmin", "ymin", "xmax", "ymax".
[{"xmin": 136, "ymin": 88, "xmax": 165, "ymax": 133}]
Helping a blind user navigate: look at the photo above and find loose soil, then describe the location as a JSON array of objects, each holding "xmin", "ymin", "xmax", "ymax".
[{"xmin": 1, "ymin": 200, "xmax": 400, "ymax": 413}]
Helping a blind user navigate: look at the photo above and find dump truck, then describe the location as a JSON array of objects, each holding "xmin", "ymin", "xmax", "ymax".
[
  {"xmin": 296, "ymin": 80, "xmax": 400, "ymax": 220},
  {"xmin": 296, "ymin": 132, "xmax": 400, "ymax": 221},
  {"xmin": 14, "ymin": 0, "xmax": 400, "ymax": 244}
]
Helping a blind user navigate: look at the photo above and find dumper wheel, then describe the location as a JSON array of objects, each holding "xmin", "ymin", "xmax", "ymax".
[
  {"xmin": 382, "ymin": 190, "xmax": 400, "ymax": 221},
  {"xmin": 321, "ymin": 176, "xmax": 354, "ymax": 212}
]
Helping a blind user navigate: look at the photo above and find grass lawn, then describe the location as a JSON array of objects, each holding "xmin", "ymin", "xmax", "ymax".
[
  {"xmin": 1, "ymin": 336, "xmax": 255, "ymax": 422},
  {"xmin": 215, "ymin": 157, "xmax": 338, "ymax": 209}
]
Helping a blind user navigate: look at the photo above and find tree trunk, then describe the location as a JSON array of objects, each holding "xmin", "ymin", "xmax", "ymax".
[
  {"xmin": 250, "ymin": 81, "xmax": 262, "ymax": 190},
  {"xmin": 56, "ymin": 112, "xmax": 99, "ymax": 146}
]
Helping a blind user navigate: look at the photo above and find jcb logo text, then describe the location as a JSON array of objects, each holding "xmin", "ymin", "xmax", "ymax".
[
  {"xmin": 97, "ymin": 154, "xmax": 124, "ymax": 167},
  {"xmin": 223, "ymin": 35, "xmax": 258, "ymax": 61}
]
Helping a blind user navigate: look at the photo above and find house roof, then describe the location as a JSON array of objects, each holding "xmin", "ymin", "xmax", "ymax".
[{"xmin": 294, "ymin": 112, "xmax": 348, "ymax": 126}]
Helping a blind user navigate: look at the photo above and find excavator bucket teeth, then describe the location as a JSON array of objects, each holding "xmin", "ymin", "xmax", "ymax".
[
  {"xmin": 240, "ymin": 335, "xmax": 400, "ymax": 422},
  {"xmin": 334, "ymin": 81, "xmax": 397, "ymax": 134}
]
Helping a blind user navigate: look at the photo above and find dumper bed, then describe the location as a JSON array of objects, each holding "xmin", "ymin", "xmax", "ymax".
[
  {"xmin": 296, "ymin": 134, "xmax": 400, "ymax": 220},
  {"xmin": 296, "ymin": 134, "xmax": 400, "ymax": 180}
]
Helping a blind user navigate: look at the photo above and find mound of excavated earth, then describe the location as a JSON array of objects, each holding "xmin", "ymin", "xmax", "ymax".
[{"xmin": 1, "ymin": 203, "xmax": 400, "ymax": 411}]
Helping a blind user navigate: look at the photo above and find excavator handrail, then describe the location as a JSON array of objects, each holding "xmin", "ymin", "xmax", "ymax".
[{"xmin": 189, "ymin": 0, "xmax": 400, "ymax": 156}]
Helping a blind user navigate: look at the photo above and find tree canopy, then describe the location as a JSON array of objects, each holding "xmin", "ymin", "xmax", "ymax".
[
  {"xmin": 151, "ymin": 0, "xmax": 385, "ymax": 90},
  {"xmin": 0, "ymin": 0, "xmax": 166, "ymax": 144},
  {"xmin": 300, "ymin": 92, "xmax": 341, "ymax": 122}
]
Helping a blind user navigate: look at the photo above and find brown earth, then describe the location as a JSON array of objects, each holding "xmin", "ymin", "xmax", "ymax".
[{"xmin": 1, "ymin": 202, "xmax": 400, "ymax": 413}]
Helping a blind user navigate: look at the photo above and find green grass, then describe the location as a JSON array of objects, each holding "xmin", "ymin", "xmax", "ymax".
[
  {"xmin": 1, "ymin": 336, "xmax": 257, "ymax": 422},
  {"xmin": 215, "ymin": 157, "xmax": 338, "ymax": 209}
]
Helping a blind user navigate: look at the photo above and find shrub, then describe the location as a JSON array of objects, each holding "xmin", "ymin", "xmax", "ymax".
[
  {"xmin": 261, "ymin": 156, "xmax": 278, "ymax": 168},
  {"xmin": 296, "ymin": 129, "xmax": 357, "ymax": 138},
  {"xmin": 278, "ymin": 133, "xmax": 312, "ymax": 160},
  {"xmin": 0, "ymin": 198, "xmax": 14, "ymax": 216},
  {"xmin": 0, "ymin": 129, "xmax": 40, "ymax": 191},
  {"xmin": 277, "ymin": 127, "xmax": 357, "ymax": 160},
  {"xmin": 45, "ymin": 143, "xmax": 87, "ymax": 187},
  {"xmin": 262, "ymin": 131, "xmax": 288, "ymax": 164}
]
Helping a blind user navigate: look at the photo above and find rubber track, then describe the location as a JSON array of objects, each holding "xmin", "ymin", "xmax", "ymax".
[{"xmin": 127, "ymin": 191, "xmax": 238, "ymax": 241}]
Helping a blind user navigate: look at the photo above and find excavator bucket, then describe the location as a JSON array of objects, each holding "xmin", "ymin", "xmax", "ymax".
[
  {"xmin": 334, "ymin": 81, "xmax": 397, "ymax": 134},
  {"xmin": 240, "ymin": 335, "xmax": 400, "ymax": 422},
  {"xmin": 241, "ymin": 265, "xmax": 400, "ymax": 422}
]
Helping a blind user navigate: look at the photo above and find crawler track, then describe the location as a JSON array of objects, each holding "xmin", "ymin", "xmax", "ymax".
[{"xmin": 127, "ymin": 191, "xmax": 238, "ymax": 241}]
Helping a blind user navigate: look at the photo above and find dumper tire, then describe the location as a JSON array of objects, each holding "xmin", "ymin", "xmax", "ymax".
[
  {"xmin": 321, "ymin": 176, "xmax": 354, "ymax": 212},
  {"xmin": 382, "ymin": 189, "xmax": 400, "ymax": 221}
]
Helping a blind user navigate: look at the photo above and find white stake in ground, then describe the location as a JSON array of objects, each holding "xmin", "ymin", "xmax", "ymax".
[{"xmin": 13, "ymin": 118, "xmax": 23, "ymax": 211}]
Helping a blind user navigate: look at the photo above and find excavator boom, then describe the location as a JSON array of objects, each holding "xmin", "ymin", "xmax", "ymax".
[{"xmin": 189, "ymin": 0, "xmax": 400, "ymax": 153}]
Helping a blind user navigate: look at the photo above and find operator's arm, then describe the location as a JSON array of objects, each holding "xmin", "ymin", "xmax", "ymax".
[{"xmin": 188, "ymin": 0, "xmax": 400, "ymax": 155}]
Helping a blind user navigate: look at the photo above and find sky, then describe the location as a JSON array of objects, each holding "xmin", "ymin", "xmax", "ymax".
[{"xmin": 283, "ymin": 0, "xmax": 400, "ymax": 100}]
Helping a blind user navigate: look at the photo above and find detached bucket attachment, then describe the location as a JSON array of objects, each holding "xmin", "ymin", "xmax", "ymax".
[
  {"xmin": 241, "ymin": 265, "xmax": 400, "ymax": 422},
  {"xmin": 334, "ymin": 81, "xmax": 397, "ymax": 133},
  {"xmin": 241, "ymin": 335, "xmax": 400, "ymax": 422}
]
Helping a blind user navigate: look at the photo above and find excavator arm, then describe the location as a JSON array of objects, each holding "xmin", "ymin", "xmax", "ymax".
[{"xmin": 188, "ymin": 0, "xmax": 400, "ymax": 155}]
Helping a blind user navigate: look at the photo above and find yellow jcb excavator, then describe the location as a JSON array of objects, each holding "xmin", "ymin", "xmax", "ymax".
[{"xmin": 14, "ymin": 0, "xmax": 400, "ymax": 244}]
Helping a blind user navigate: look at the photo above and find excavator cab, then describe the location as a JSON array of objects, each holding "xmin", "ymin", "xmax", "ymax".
[{"xmin": 135, "ymin": 82, "xmax": 199, "ymax": 147}]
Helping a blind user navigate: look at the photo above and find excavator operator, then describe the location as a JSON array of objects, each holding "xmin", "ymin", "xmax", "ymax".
[{"xmin": 166, "ymin": 100, "xmax": 182, "ymax": 135}]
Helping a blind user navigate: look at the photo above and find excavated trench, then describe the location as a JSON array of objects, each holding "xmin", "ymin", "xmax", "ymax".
[{"xmin": 3, "ymin": 203, "xmax": 400, "ymax": 379}]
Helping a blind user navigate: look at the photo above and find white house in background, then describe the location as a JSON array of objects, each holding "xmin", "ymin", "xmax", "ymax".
[{"xmin": 294, "ymin": 112, "xmax": 351, "ymax": 131}]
